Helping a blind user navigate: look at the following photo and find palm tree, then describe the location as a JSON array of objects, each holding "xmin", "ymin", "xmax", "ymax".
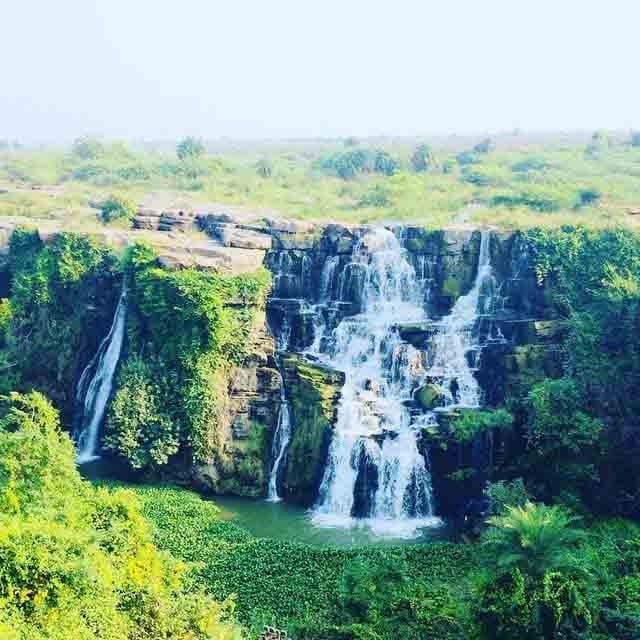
[{"xmin": 484, "ymin": 501, "xmax": 585, "ymax": 578}]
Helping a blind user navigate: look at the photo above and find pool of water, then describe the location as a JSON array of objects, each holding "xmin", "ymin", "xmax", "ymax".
[
  {"xmin": 82, "ymin": 460, "xmax": 449, "ymax": 546},
  {"xmin": 213, "ymin": 495, "xmax": 449, "ymax": 546}
]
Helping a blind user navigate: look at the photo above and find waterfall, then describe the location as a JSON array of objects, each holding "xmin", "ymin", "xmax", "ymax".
[
  {"xmin": 267, "ymin": 383, "xmax": 292, "ymax": 502},
  {"xmin": 428, "ymin": 231, "xmax": 495, "ymax": 408},
  {"xmin": 311, "ymin": 228, "xmax": 437, "ymax": 536},
  {"xmin": 74, "ymin": 288, "xmax": 127, "ymax": 464}
]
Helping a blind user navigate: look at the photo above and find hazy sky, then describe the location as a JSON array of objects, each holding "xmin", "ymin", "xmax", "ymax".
[{"xmin": 2, "ymin": 1, "xmax": 639, "ymax": 142}]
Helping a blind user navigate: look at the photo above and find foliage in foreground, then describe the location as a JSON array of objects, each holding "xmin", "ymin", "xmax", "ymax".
[
  {"xmin": 108, "ymin": 482, "xmax": 640, "ymax": 640},
  {"xmin": 0, "ymin": 391, "xmax": 241, "ymax": 640},
  {"xmin": 478, "ymin": 503, "xmax": 640, "ymax": 640}
]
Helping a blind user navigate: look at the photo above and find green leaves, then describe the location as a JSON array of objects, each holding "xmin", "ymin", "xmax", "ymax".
[
  {"xmin": 0, "ymin": 392, "xmax": 243, "ymax": 640},
  {"xmin": 450, "ymin": 408, "xmax": 513, "ymax": 443},
  {"xmin": 484, "ymin": 502, "xmax": 584, "ymax": 579},
  {"xmin": 108, "ymin": 248, "xmax": 272, "ymax": 470},
  {"xmin": 4, "ymin": 230, "xmax": 121, "ymax": 422},
  {"xmin": 104, "ymin": 356, "xmax": 179, "ymax": 469}
]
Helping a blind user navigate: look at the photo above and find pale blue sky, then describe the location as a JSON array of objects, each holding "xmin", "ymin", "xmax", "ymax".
[{"xmin": 2, "ymin": 1, "xmax": 638, "ymax": 142}]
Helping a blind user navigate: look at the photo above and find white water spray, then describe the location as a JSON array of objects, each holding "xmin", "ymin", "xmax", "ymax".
[
  {"xmin": 428, "ymin": 231, "xmax": 495, "ymax": 408},
  {"xmin": 75, "ymin": 288, "xmax": 127, "ymax": 464},
  {"xmin": 312, "ymin": 228, "xmax": 438, "ymax": 536}
]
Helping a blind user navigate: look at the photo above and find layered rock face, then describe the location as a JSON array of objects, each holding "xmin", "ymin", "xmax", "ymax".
[
  {"xmin": 191, "ymin": 303, "xmax": 283, "ymax": 497},
  {"xmin": 186, "ymin": 215, "xmax": 561, "ymax": 516},
  {"xmin": 234, "ymin": 223, "xmax": 560, "ymax": 516}
]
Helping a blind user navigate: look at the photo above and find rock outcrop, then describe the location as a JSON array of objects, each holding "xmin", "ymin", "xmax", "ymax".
[
  {"xmin": 192, "ymin": 304, "xmax": 282, "ymax": 497},
  {"xmin": 0, "ymin": 211, "xmax": 565, "ymax": 513},
  {"xmin": 279, "ymin": 355, "xmax": 345, "ymax": 506}
]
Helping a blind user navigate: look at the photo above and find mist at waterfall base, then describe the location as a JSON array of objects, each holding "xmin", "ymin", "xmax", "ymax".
[
  {"xmin": 270, "ymin": 228, "xmax": 496, "ymax": 539},
  {"xmin": 74, "ymin": 288, "xmax": 127, "ymax": 464}
]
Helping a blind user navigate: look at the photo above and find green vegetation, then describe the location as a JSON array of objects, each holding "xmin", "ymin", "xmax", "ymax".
[
  {"xmin": 99, "ymin": 193, "xmax": 137, "ymax": 224},
  {"xmin": 97, "ymin": 481, "xmax": 640, "ymax": 640},
  {"xmin": 0, "ymin": 230, "xmax": 271, "ymax": 479},
  {"xmin": 520, "ymin": 227, "xmax": 640, "ymax": 516},
  {"xmin": 0, "ymin": 156, "xmax": 639, "ymax": 637},
  {"xmin": 104, "ymin": 243, "xmax": 271, "ymax": 472},
  {"xmin": 449, "ymin": 409, "xmax": 513, "ymax": 443},
  {"xmin": 411, "ymin": 143, "xmax": 436, "ymax": 173},
  {"xmin": 177, "ymin": 136, "xmax": 206, "ymax": 161},
  {"xmin": 1, "ymin": 229, "xmax": 120, "ymax": 422},
  {"xmin": 102, "ymin": 481, "xmax": 480, "ymax": 637},
  {"xmin": 2, "ymin": 134, "xmax": 640, "ymax": 228},
  {"xmin": 0, "ymin": 391, "xmax": 241, "ymax": 639}
]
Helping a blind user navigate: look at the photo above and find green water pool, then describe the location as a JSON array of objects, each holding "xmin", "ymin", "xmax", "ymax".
[{"xmin": 212, "ymin": 495, "xmax": 449, "ymax": 546}]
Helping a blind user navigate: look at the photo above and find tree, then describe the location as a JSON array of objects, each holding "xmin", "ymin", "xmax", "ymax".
[
  {"xmin": 411, "ymin": 143, "xmax": 435, "ymax": 172},
  {"xmin": 343, "ymin": 136, "xmax": 359, "ymax": 147},
  {"xmin": 0, "ymin": 391, "xmax": 243, "ymax": 639},
  {"xmin": 255, "ymin": 158, "xmax": 273, "ymax": 178},
  {"xmin": 631, "ymin": 131, "xmax": 640, "ymax": 147},
  {"xmin": 479, "ymin": 502, "xmax": 593, "ymax": 640},
  {"xmin": 104, "ymin": 356, "xmax": 179, "ymax": 468},
  {"xmin": 0, "ymin": 391, "xmax": 78, "ymax": 513},
  {"xmin": 72, "ymin": 135, "xmax": 104, "ymax": 160},
  {"xmin": 373, "ymin": 150, "xmax": 398, "ymax": 176},
  {"xmin": 524, "ymin": 379, "xmax": 603, "ymax": 501},
  {"xmin": 456, "ymin": 151, "xmax": 477, "ymax": 166},
  {"xmin": 484, "ymin": 502, "xmax": 584, "ymax": 578},
  {"xmin": 473, "ymin": 138, "xmax": 494, "ymax": 154},
  {"xmin": 177, "ymin": 136, "xmax": 205, "ymax": 161}
]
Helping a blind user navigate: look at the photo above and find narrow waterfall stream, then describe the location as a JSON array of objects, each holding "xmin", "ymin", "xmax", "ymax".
[
  {"xmin": 428, "ymin": 231, "xmax": 495, "ymax": 409},
  {"xmin": 267, "ymin": 382, "xmax": 292, "ymax": 502},
  {"xmin": 74, "ymin": 288, "xmax": 127, "ymax": 464}
]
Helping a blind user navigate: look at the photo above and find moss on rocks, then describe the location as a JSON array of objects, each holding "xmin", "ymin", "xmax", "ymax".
[{"xmin": 281, "ymin": 355, "xmax": 344, "ymax": 505}]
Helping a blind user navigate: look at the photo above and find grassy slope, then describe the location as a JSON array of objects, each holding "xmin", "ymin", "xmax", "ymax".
[{"xmin": 1, "ymin": 135, "xmax": 640, "ymax": 230}]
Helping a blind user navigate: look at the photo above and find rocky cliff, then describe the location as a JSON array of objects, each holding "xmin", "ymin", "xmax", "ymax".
[{"xmin": 0, "ymin": 211, "xmax": 562, "ymax": 518}]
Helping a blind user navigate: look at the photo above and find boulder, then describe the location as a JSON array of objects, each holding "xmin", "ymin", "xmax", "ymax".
[
  {"xmin": 215, "ymin": 225, "xmax": 273, "ymax": 250},
  {"xmin": 396, "ymin": 321, "xmax": 437, "ymax": 347},
  {"xmin": 415, "ymin": 383, "xmax": 446, "ymax": 410},
  {"xmin": 263, "ymin": 216, "xmax": 315, "ymax": 234}
]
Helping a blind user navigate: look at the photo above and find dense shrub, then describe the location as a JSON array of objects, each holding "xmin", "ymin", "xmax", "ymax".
[
  {"xmin": 318, "ymin": 148, "xmax": 399, "ymax": 179},
  {"xmin": 357, "ymin": 185, "xmax": 392, "ymax": 208},
  {"xmin": 524, "ymin": 379, "xmax": 603, "ymax": 502},
  {"xmin": 0, "ymin": 392, "xmax": 242, "ymax": 639},
  {"xmin": 104, "ymin": 244, "xmax": 271, "ymax": 469},
  {"xmin": 100, "ymin": 193, "xmax": 137, "ymax": 223}
]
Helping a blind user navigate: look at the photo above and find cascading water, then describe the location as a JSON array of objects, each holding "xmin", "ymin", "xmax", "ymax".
[
  {"xmin": 311, "ymin": 228, "xmax": 438, "ymax": 536},
  {"xmin": 267, "ymin": 383, "xmax": 292, "ymax": 502},
  {"xmin": 74, "ymin": 288, "xmax": 127, "ymax": 464},
  {"xmin": 427, "ymin": 231, "xmax": 495, "ymax": 408}
]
